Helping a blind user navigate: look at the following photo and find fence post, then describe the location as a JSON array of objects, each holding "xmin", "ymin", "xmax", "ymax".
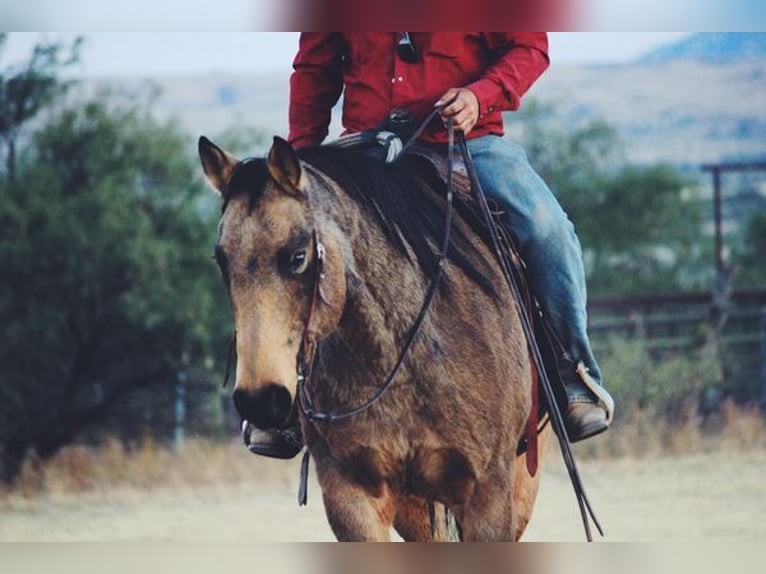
[
  {"xmin": 761, "ymin": 308, "xmax": 766, "ymax": 409},
  {"xmin": 174, "ymin": 370, "xmax": 187, "ymax": 455},
  {"xmin": 627, "ymin": 311, "xmax": 644, "ymax": 340}
]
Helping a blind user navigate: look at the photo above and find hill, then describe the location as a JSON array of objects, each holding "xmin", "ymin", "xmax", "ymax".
[
  {"xmin": 92, "ymin": 34, "xmax": 766, "ymax": 168},
  {"xmin": 524, "ymin": 58, "xmax": 766, "ymax": 166},
  {"xmin": 639, "ymin": 33, "xmax": 766, "ymax": 65}
]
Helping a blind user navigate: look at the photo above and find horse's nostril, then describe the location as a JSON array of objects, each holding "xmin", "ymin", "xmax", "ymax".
[
  {"xmin": 232, "ymin": 388, "xmax": 255, "ymax": 422},
  {"xmin": 233, "ymin": 384, "xmax": 293, "ymax": 430}
]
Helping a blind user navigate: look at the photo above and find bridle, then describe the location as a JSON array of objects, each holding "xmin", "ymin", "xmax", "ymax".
[{"xmin": 295, "ymin": 106, "xmax": 457, "ymax": 424}]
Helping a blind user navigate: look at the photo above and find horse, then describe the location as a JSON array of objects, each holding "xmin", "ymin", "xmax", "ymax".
[{"xmin": 199, "ymin": 135, "xmax": 550, "ymax": 541}]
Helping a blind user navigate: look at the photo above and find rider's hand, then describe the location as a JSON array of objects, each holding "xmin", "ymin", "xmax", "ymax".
[{"xmin": 436, "ymin": 88, "xmax": 480, "ymax": 135}]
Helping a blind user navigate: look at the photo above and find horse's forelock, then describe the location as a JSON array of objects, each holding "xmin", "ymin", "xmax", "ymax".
[{"xmin": 221, "ymin": 158, "xmax": 272, "ymax": 214}]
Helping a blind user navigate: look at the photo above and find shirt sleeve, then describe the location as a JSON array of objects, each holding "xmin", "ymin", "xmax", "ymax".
[
  {"xmin": 466, "ymin": 33, "xmax": 550, "ymax": 118},
  {"xmin": 288, "ymin": 33, "xmax": 346, "ymax": 149}
]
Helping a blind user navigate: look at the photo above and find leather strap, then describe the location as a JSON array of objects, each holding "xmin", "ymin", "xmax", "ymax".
[
  {"xmin": 298, "ymin": 449, "xmax": 310, "ymax": 506},
  {"xmin": 526, "ymin": 356, "xmax": 540, "ymax": 477}
]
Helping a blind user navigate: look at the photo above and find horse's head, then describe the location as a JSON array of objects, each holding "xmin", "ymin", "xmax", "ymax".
[{"xmin": 199, "ymin": 136, "xmax": 346, "ymax": 431}]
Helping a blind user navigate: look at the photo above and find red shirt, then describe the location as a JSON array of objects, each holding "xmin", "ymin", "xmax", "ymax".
[{"xmin": 289, "ymin": 33, "xmax": 549, "ymax": 148}]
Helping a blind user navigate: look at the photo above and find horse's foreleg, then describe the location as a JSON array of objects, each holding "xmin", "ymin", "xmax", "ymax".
[
  {"xmin": 393, "ymin": 499, "xmax": 460, "ymax": 542},
  {"xmin": 392, "ymin": 498, "xmax": 431, "ymax": 541},
  {"xmin": 457, "ymin": 471, "xmax": 517, "ymax": 542},
  {"xmin": 315, "ymin": 463, "xmax": 393, "ymax": 541}
]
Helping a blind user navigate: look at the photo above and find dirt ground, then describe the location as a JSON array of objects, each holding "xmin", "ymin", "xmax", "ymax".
[{"xmin": 1, "ymin": 450, "xmax": 764, "ymax": 542}]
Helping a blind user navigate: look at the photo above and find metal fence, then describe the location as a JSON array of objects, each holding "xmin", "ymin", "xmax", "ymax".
[{"xmin": 588, "ymin": 289, "xmax": 766, "ymax": 403}]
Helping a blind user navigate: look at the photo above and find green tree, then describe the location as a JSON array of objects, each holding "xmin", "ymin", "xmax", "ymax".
[
  {"xmin": 514, "ymin": 101, "xmax": 711, "ymax": 296},
  {"xmin": 0, "ymin": 34, "xmax": 82, "ymax": 183},
  {"xmin": 734, "ymin": 210, "xmax": 766, "ymax": 288},
  {"xmin": 0, "ymin": 90, "xmax": 228, "ymax": 483}
]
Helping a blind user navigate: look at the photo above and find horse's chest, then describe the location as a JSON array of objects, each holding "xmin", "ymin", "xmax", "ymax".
[{"xmin": 339, "ymin": 445, "xmax": 477, "ymax": 507}]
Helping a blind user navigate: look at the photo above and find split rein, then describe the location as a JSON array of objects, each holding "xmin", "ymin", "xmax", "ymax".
[{"xmin": 295, "ymin": 102, "xmax": 457, "ymax": 424}]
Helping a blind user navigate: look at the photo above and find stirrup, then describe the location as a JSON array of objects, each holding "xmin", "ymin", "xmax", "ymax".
[{"xmin": 573, "ymin": 361, "xmax": 615, "ymax": 426}]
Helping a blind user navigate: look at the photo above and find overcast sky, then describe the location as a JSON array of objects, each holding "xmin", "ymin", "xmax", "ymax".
[
  {"xmin": 2, "ymin": 33, "xmax": 693, "ymax": 77},
  {"xmin": 2, "ymin": 0, "xmax": 763, "ymax": 32}
]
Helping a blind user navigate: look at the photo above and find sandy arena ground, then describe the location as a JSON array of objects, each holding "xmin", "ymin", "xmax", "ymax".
[{"xmin": 1, "ymin": 450, "xmax": 764, "ymax": 542}]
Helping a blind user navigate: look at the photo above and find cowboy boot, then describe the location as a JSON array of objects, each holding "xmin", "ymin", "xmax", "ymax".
[
  {"xmin": 562, "ymin": 361, "xmax": 615, "ymax": 443},
  {"xmin": 242, "ymin": 422, "xmax": 303, "ymax": 459}
]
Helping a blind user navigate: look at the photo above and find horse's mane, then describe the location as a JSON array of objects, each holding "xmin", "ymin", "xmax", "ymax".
[{"xmin": 225, "ymin": 146, "xmax": 497, "ymax": 297}]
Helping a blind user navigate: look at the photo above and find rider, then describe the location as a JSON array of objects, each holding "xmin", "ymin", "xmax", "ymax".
[{"xmin": 250, "ymin": 33, "xmax": 614, "ymax": 458}]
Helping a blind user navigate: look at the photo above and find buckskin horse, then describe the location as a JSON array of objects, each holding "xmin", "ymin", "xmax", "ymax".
[{"xmin": 199, "ymin": 135, "xmax": 550, "ymax": 541}]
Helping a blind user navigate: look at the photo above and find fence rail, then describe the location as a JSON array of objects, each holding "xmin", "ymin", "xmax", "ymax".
[
  {"xmin": 588, "ymin": 289, "xmax": 766, "ymax": 402},
  {"xmin": 589, "ymin": 290, "xmax": 766, "ymax": 334}
]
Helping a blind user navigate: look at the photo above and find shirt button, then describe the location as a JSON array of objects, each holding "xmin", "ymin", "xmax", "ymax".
[
  {"xmin": 391, "ymin": 77, "xmax": 396, "ymax": 83},
  {"xmin": 397, "ymin": 76, "xmax": 403, "ymax": 82}
]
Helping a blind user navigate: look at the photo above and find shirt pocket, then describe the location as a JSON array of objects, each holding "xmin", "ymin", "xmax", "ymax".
[
  {"xmin": 425, "ymin": 33, "xmax": 466, "ymax": 59},
  {"xmin": 344, "ymin": 32, "xmax": 390, "ymax": 68}
]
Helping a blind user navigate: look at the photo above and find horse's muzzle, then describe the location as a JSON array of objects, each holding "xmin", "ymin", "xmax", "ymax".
[{"xmin": 233, "ymin": 383, "xmax": 293, "ymax": 430}]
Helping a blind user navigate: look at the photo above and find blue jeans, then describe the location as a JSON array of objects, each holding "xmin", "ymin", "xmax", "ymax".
[{"xmin": 466, "ymin": 135, "xmax": 603, "ymax": 396}]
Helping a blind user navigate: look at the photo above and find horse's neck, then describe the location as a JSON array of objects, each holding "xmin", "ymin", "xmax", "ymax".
[
  {"xmin": 316, "ymin": 208, "xmax": 428, "ymax": 400},
  {"xmin": 322, "ymin": 179, "xmax": 429, "ymax": 349},
  {"xmin": 314, "ymin": 279, "xmax": 416, "ymax": 414}
]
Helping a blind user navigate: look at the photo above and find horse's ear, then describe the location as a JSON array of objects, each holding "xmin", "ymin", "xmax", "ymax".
[
  {"xmin": 267, "ymin": 136, "xmax": 306, "ymax": 197},
  {"xmin": 198, "ymin": 136, "xmax": 239, "ymax": 196}
]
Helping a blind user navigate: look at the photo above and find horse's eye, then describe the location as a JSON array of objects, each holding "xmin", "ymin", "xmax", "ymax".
[{"xmin": 289, "ymin": 250, "xmax": 309, "ymax": 275}]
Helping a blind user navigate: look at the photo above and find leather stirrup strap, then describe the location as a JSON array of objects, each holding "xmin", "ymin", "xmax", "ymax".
[{"xmin": 526, "ymin": 357, "xmax": 540, "ymax": 476}]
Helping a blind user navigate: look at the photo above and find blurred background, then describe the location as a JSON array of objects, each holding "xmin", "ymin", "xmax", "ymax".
[{"xmin": 0, "ymin": 32, "xmax": 765, "ymax": 541}]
